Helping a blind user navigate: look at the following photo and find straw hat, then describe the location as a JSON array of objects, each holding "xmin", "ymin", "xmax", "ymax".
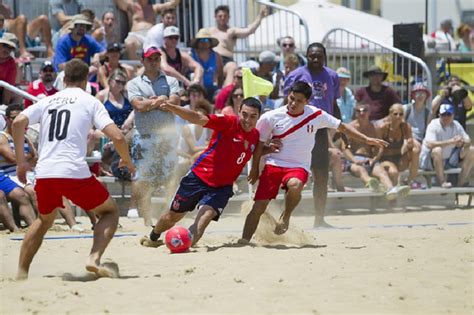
[
  {"xmin": 0, "ymin": 32, "xmax": 17, "ymax": 50},
  {"xmin": 190, "ymin": 28, "xmax": 219, "ymax": 49},
  {"xmin": 69, "ymin": 14, "xmax": 93, "ymax": 30}
]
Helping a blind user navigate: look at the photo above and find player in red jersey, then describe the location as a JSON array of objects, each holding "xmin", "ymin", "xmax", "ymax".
[{"xmin": 140, "ymin": 97, "xmax": 274, "ymax": 247}]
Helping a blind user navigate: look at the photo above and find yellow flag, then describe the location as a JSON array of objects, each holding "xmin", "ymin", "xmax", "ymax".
[{"xmin": 242, "ymin": 67, "xmax": 274, "ymax": 98}]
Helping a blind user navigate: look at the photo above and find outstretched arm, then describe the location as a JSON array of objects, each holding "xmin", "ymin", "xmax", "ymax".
[
  {"xmin": 338, "ymin": 122, "xmax": 388, "ymax": 149},
  {"xmin": 153, "ymin": 0, "xmax": 181, "ymax": 14},
  {"xmin": 160, "ymin": 102, "xmax": 209, "ymax": 126},
  {"xmin": 232, "ymin": 6, "xmax": 268, "ymax": 38}
]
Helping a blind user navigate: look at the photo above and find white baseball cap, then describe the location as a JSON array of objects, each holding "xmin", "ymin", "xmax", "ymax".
[{"xmin": 163, "ymin": 26, "xmax": 180, "ymax": 38}]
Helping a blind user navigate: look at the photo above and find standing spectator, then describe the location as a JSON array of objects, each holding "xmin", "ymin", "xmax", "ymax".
[
  {"xmin": 431, "ymin": 19, "xmax": 456, "ymax": 51},
  {"xmin": 127, "ymin": 46, "xmax": 180, "ymax": 226},
  {"xmin": 53, "ymin": 14, "xmax": 104, "ymax": 71},
  {"xmin": 283, "ymin": 42, "xmax": 340, "ymax": 227},
  {"xmin": 160, "ymin": 26, "xmax": 203, "ymax": 88},
  {"xmin": 276, "ymin": 36, "xmax": 306, "ymax": 72},
  {"xmin": 419, "ymin": 104, "xmax": 474, "ymax": 188},
  {"xmin": 209, "ymin": 4, "xmax": 268, "ymax": 86},
  {"xmin": 114, "ymin": 0, "xmax": 180, "ymax": 60},
  {"xmin": 432, "ymin": 76, "xmax": 472, "ymax": 130},
  {"xmin": 143, "ymin": 8, "xmax": 177, "ymax": 52},
  {"xmin": 190, "ymin": 29, "xmax": 223, "ymax": 102},
  {"xmin": 92, "ymin": 11, "xmax": 120, "ymax": 51},
  {"xmin": 336, "ymin": 67, "xmax": 355, "ymax": 123},
  {"xmin": 97, "ymin": 43, "xmax": 134, "ymax": 90},
  {"xmin": 355, "ymin": 65, "xmax": 401, "ymax": 121},
  {"xmin": 403, "ymin": 83, "xmax": 432, "ymax": 144},
  {"xmin": 214, "ymin": 67, "xmax": 242, "ymax": 112},
  {"xmin": 24, "ymin": 60, "xmax": 58, "ymax": 108},
  {"xmin": 0, "ymin": 32, "xmax": 17, "ymax": 104}
]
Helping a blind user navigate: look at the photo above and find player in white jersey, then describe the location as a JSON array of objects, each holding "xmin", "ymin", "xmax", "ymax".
[
  {"xmin": 240, "ymin": 81, "xmax": 388, "ymax": 242},
  {"xmin": 12, "ymin": 59, "xmax": 135, "ymax": 280}
]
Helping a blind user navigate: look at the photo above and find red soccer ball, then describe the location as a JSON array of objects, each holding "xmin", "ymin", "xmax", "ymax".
[{"xmin": 165, "ymin": 226, "xmax": 193, "ymax": 253}]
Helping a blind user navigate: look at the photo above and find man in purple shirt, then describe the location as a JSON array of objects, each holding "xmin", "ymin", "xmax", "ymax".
[{"xmin": 283, "ymin": 42, "xmax": 340, "ymax": 227}]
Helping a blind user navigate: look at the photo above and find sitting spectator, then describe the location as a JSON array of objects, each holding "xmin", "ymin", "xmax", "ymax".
[
  {"xmin": 24, "ymin": 60, "xmax": 58, "ymax": 108},
  {"xmin": 0, "ymin": 3, "xmax": 54, "ymax": 59},
  {"xmin": 253, "ymin": 50, "xmax": 280, "ymax": 100},
  {"xmin": 355, "ymin": 65, "xmax": 401, "ymax": 121},
  {"xmin": 57, "ymin": 9, "xmax": 100, "ymax": 40},
  {"xmin": 376, "ymin": 103, "xmax": 420, "ymax": 188},
  {"xmin": 0, "ymin": 32, "xmax": 17, "ymax": 104},
  {"xmin": 419, "ymin": 104, "xmax": 474, "ymax": 188},
  {"xmin": 92, "ymin": 11, "xmax": 120, "ymax": 51},
  {"xmin": 221, "ymin": 85, "xmax": 243, "ymax": 116},
  {"xmin": 431, "ymin": 19, "xmax": 456, "ymax": 51},
  {"xmin": 343, "ymin": 103, "xmax": 381, "ymax": 191},
  {"xmin": 336, "ymin": 67, "xmax": 355, "ymax": 123},
  {"xmin": 160, "ymin": 26, "xmax": 203, "ymax": 88},
  {"xmin": 403, "ymin": 83, "xmax": 432, "ymax": 145},
  {"xmin": 0, "ymin": 189, "xmax": 18, "ymax": 232},
  {"xmin": 96, "ymin": 69, "xmax": 134, "ymax": 133},
  {"xmin": 114, "ymin": 0, "xmax": 181, "ymax": 60},
  {"xmin": 432, "ymin": 76, "xmax": 472, "ymax": 130},
  {"xmin": 97, "ymin": 43, "xmax": 134, "ymax": 90},
  {"xmin": 328, "ymin": 131, "xmax": 354, "ymax": 192},
  {"xmin": 276, "ymin": 36, "xmax": 306, "ymax": 72},
  {"xmin": 176, "ymin": 100, "xmax": 211, "ymax": 178},
  {"xmin": 190, "ymin": 29, "xmax": 223, "ymax": 101},
  {"xmin": 214, "ymin": 67, "xmax": 242, "ymax": 112},
  {"xmin": 143, "ymin": 8, "xmax": 177, "ymax": 53},
  {"xmin": 53, "ymin": 14, "xmax": 104, "ymax": 71}
]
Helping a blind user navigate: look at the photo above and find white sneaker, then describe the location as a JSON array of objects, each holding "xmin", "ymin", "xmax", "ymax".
[
  {"xmin": 395, "ymin": 185, "xmax": 411, "ymax": 198},
  {"xmin": 127, "ymin": 208, "xmax": 139, "ymax": 219},
  {"xmin": 385, "ymin": 187, "xmax": 398, "ymax": 200}
]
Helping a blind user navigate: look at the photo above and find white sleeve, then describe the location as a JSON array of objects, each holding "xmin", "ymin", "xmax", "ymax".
[
  {"xmin": 22, "ymin": 101, "xmax": 44, "ymax": 125},
  {"xmin": 166, "ymin": 76, "xmax": 180, "ymax": 95},
  {"xmin": 317, "ymin": 111, "xmax": 341, "ymax": 130},
  {"xmin": 424, "ymin": 121, "xmax": 437, "ymax": 143},
  {"xmin": 93, "ymin": 100, "xmax": 114, "ymax": 130},
  {"xmin": 256, "ymin": 114, "xmax": 273, "ymax": 142}
]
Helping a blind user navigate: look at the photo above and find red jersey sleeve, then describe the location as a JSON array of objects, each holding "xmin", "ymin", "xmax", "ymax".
[
  {"xmin": 204, "ymin": 114, "xmax": 237, "ymax": 132},
  {"xmin": 24, "ymin": 82, "xmax": 35, "ymax": 107}
]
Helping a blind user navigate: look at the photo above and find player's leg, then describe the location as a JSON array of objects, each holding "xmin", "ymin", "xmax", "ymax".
[
  {"xmin": 188, "ymin": 205, "xmax": 217, "ymax": 245},
  {"xmin": 312, "ymin": 128, "xmax": 330, "ymax": 227},
  {"xmin": 17, "ymin": 209, "xmax": 57, "ymax": 280},
  {"xmin": 241, "ymin": 199, "xmax": 271, "ymax": 242},
  {"xmin": 275, "ymin": 177, "xmax": 305, "ymax": 235}
]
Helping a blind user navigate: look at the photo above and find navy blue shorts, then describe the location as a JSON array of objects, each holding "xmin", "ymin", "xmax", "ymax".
[
  {"xmin": 169, "ymin": 172, "xmax": 234, "ymax": 221},
  {"xmin": 0, "ymin": 173, "xmax": 19, "ymax": 195}
]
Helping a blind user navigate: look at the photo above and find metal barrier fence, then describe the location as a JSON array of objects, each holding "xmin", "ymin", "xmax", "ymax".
[{"xmin": 322, "ymin": 28, "xmax": 433, "ymax": 104}]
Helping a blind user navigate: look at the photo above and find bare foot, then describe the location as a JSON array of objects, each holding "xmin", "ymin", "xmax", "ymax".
[
  {"xmin": 274, "ymin": 219, "xmax": 289, "ymax": 235},
  {"xmin": 313, "ymin": 220, "xmax": 334, "ymax": 228},
  {"xmin": 85, "ymin": 261, "xmax": 119, "ymax": 278},
  {"xmin": 236, "ymin": 238, "xmax": 250, "ymax": 246},
  {"xmin": 16, "ymin": 270, "xmax": 28, "ymax": 281}
]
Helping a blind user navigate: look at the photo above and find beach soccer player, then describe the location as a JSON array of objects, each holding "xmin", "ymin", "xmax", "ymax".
[
  {"xmin": 240, "ymin": 81, "xmax": 388, "ymax": 243},
  {"xmin": 13, "ymin": 59, "xmax": 135, "ymax": 279},
  {"xmin": 140, "ymin": 97, "xmax": 278, "ymax": 247}
]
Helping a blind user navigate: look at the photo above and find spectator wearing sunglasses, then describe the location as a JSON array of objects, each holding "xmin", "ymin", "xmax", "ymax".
[
  {"xmin": 215, "ymin": 67, "xmax": 242, "ymax": 112},
  {"xmin": 276, "ymin": 36, "xmax": 306, "ymax": 73},
  {"xmin": 221, "ymin": 86, "xmax": 244, "ymax": 116},
  {"xmin": 419, "ymin": 104, "xmax": 474, "ymax": 188},
  {"xmin": 190, "ymin": 28, "xmax": 223, "ymax": 102},
  {"xmin": 24, "ymin": 60, "xmax": 58, "ymax": 108},
  {"xmin": 159, "ymin": 26, "xmax": 203, "ymax": 88}
]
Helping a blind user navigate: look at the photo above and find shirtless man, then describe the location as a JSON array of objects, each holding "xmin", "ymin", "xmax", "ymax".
[
  {"xmin": 209, "ymin": 4, "xmax": 267, "ymax": 86},
  {"xmin": 114, "ymin": 0, "xmax": 180, "ymax": 59}
]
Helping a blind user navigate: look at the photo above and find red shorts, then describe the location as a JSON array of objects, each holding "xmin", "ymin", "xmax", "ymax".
[
  {"xmin": 254, "ymin": 165, "xmax": 309, "ymax": 200},
  {"xmin": 35, "ymin": 176, "xmax": 110, "ymax": 215}
]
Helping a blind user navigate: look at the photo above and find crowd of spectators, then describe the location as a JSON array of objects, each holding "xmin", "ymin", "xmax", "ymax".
[{"xmin": 0, "ymin": 0, "xmax": 472, "ymax": 229}]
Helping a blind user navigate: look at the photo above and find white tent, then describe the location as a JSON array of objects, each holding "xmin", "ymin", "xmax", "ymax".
[{"xmin": 248, "ymin": 0, "xmax": 395, "ymax": 51}]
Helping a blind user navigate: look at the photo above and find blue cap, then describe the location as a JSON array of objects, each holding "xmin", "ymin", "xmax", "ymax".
[{"xmin": 439, "ymin": 104, "xmax": 454, "ymax": 115}]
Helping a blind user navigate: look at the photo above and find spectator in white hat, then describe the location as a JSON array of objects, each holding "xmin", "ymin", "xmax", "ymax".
[{"xmin": 336, "ymin": 67, "xmax": 355, "ymax": 123}]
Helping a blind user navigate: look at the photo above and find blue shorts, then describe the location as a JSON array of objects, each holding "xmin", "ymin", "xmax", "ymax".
[
  {"xmin": 169, "ymin": 172, "xmax": 234, "ymax": 221},
  {"xmin": 0, "ymin": 173, "xmax": 20, "ymax": 195}
]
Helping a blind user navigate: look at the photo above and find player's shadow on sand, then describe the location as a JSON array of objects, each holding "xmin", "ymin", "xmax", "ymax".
[
  {"xmin": 43, "ymin": 273, "xmax": 139, "ymax": 282},
  {"xmin": 204, "ymin": 242, "xmax": 326, "ymax": 252}
]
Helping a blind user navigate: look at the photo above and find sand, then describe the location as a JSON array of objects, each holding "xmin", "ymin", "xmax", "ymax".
[{"xmin": 0, "ymin": 206, "xmax": 473, "ymax": 315}]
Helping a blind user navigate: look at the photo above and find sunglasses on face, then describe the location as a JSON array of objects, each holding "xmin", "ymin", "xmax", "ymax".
[
  {"xmin": 235, "ymin": 75, "xmax": 243, "ymax": 80},
  {"xmin": 233, "ymin": 93, "xmax": 244, "ymax": 98},
  {"xmin": 114, "ymin": 79, "xmax": 126, "ymax": 85},
  {"xmin": 199, "ymin": 38, "xmax": 210, "ymax": 43},
  {"xmin": 282, "ymin": 43, "xmax": 295, "ymax": 48},
  {"xmin": 440, "ymin": 112, "xmax": 453, "ymax": 116},
  {"xmin": 0, "ymin": 43, "xmax": 12, "ymax": 49},
  {"xmin": 42, "ymin": 68, "xmax": 55, "ymax": 73},
  {"xmin": 392, "ymin": 112, "xmax": 404, "ymax": 117},
  {"xmin": 167, "ymin": 36, "xmax": 179, "ymax": 41}
]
